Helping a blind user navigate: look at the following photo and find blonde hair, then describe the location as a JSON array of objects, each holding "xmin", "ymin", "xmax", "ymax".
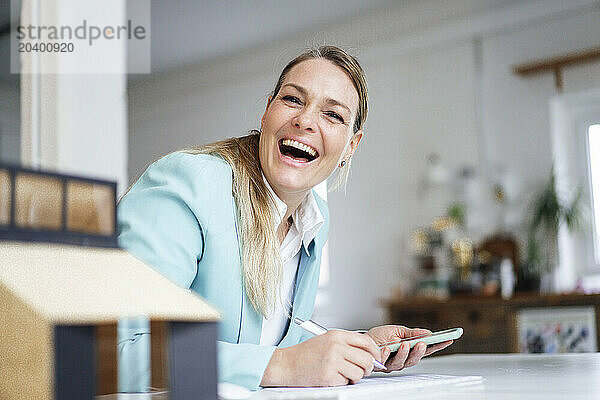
[{"xmin": 188, "ymin": 46, "xmax": 368, "ymax": 317}]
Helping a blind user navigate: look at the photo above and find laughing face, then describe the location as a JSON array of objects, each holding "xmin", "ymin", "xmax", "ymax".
[{"xmin": 259, "ymin": 58, "xmax": 363, "ymax": 202}]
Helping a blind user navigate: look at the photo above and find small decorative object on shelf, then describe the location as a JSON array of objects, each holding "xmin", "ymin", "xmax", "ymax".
[
  {"xmin": 409, "ymin": 201, "xmax": 522, "ymax": 299},
  {"xmin": 0, "ymin": 163, "xmax": 117, "ymax": 248},
  {"xmin": 409, "ymin": 216, "xmax": 458, "ymax": 300}
]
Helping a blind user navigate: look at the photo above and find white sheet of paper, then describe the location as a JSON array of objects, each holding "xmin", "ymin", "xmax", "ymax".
[{"xmin": 259, "ymin": 374, "xmax": 483, "ymax": 399}]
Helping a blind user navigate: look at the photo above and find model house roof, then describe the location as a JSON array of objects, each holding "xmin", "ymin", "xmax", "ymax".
[{"xmin": 0, "ymin": 242, "xmax": 220, "ymax": 324}]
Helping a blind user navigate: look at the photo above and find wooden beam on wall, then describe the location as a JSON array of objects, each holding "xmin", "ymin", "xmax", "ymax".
[
  {"xmin": 513, "ymin": 46, "xmax": 600, "ymax": 91},
  {"xmin": 514, "ymin": 47, "xmax": 600, "ymax": 75}
]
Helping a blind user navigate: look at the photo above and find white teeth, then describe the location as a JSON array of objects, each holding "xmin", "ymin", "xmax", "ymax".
[{"xmin": 282, "ymin": 139, "xmax": 317, "ymax": 157}]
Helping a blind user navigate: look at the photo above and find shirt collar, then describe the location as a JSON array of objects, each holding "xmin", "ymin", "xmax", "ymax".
[
  {"xmin": 293, "ymin": 190, "xmax": 324, "ymax": 255},
  {"xmin": 262, "ymin": 173, "xmax": 288, "ymax": 223},
  {"xmin": 262, "ymin": 173, "xmax": 324, "ymax": 255}
]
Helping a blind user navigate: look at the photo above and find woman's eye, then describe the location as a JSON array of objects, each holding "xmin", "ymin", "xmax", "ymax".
[
  {"xmin": 282, "ymin": 95, "xmax": 301, "ymax": 105},
  {"xmin": 325, "ymin": 111, "xmax": 344, "ymax": 123}
]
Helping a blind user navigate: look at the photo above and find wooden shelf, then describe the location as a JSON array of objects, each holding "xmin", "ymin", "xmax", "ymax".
[{"xmin": 382, "ymin": 293, "xmax": 600, "ymax": 354}]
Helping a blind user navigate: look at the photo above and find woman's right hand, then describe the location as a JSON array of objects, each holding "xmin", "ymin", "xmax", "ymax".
[{"xmin": 260, "ymin": 330, "xmax": 384, "ymax": 387}]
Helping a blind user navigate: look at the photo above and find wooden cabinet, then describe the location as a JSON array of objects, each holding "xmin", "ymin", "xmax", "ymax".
[{"xmin": 382, "ymin": 293, "xmax": 600, "ymax": 354}]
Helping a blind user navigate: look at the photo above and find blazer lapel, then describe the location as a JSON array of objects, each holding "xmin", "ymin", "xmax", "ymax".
[{"xmin": 238, "ymin": 289, "xmax": 263, "ymax": 344}]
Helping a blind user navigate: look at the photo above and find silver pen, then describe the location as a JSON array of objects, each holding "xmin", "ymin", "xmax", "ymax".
[{"xmin": 294, "ymin": 317, "xmax": 387, "ymax": 370}]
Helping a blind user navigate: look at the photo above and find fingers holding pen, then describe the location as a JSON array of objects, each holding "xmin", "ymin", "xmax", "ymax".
[
  {"xmin": 343, "ymin": 343, "xmax": 375, "ymax": 376},
  {"xmin": 338, "ymin": 358, "xmax": 369, "ymax": 384},
  {"xmin": 327, "ymin": 330, "xmax": 383, "ymax": 380},
  {"xmin": 347, "ymin": 330, "xmax": 385, "ymax": 363},
  {"xmin": 314, "ymin": 336, "xmax": 370, "ymax": 386},
  {"xmin": 264, "ymin": 329, "xmax": 392, "ymax": 387}
]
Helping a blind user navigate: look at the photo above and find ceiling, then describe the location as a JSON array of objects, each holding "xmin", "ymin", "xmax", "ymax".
[
  {"xmin": 0, "ymin": 0, "xmax": 398, "ymax": 82},
  {"xmin": 143, "ymin": 0, "xmax": 398, "ymax": 74}
]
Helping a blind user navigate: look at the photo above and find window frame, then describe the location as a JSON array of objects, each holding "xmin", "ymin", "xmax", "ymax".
[
  {"xmin": 586, "ymin": 124, "xmax": 600, "ymax": 265},
  {"xmin": 551, "ymin": 89, "xmax": 600, "ymax": 282}
]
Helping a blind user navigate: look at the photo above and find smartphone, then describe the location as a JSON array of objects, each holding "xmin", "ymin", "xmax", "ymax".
[{"xmin": 380, "ymin": 327, "xmax": 463, "ymax": 352}]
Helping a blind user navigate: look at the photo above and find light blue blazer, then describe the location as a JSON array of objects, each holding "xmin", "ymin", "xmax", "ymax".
[{"xmin": 117, "ymin": 152, "xmax": 329, "ymax": 390}]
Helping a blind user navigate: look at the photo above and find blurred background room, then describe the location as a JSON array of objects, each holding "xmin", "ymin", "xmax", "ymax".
[{"xmin": 2, "ymin": 0, "xmax": 600, "ymax": 358}]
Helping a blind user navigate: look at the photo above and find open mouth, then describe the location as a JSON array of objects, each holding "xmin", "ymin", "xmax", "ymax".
[{"xmin": 278, "ymin": 139, "xmax": 319, "ymax": 163}]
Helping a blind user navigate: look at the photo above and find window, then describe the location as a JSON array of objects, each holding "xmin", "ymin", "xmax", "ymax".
[
  {"xmin": 550, "ymin": 89, "xmax": 600, "ymax": 288},
  {"xmin": 587, "ymin": 124, "xmax": 600, "ymax": 264}
]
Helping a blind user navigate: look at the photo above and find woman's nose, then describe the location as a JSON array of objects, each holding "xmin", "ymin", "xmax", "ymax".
[{"xmin": 292, "ymin": 108, "xmax": 317, "ymax": 133}]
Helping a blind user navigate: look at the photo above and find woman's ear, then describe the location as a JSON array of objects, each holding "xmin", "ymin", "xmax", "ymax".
[
  {"xmin": 343, "ymin": 131, "xmax": 363, "ymax": 160},
  {"xmin": 261, "ymin": 96, "xmax": 273, "ymax": 130}
]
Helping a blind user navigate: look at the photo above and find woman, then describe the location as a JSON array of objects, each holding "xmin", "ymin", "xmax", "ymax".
[{"xmin": 118, "ymin": 46, "xmax": 452, "ymax": 390}]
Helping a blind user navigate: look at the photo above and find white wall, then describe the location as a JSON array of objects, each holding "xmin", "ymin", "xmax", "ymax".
[
  {"xmin": 322, "ymin": 41, "xmax": 479, "ymax": 328},
  {"xmin": 481, "ymin": 8, "xmax": 600, "ymax": 204},
  {"xmin": 20, "ymin": 0, "xmax": 128, "ymax": 195},
  {"xmin": 128, "ymin": 0, "xmax": 600, "ymax": 329},
  {"xmin": 129, "ymin": 71, "xmax": 271, "ymax": 180}
]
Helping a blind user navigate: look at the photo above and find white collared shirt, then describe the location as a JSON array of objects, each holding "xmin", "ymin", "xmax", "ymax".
[{"xmin": 259, "ymin": 175, "xmax": 324, "ymax": 346}]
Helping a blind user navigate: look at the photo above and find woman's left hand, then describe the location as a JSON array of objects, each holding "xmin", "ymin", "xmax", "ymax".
[{"xmin": 365, "ymin": 325, "xmax": 453, "ymax": 372}]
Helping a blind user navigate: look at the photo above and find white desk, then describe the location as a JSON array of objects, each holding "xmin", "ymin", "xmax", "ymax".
[
  {"xmin": 406, "ymin": 353, "xmax": 600, "ymax": 399},
  {"xmin": 255, "ymin": 353, "xmax": 600, "ymax": 399}
]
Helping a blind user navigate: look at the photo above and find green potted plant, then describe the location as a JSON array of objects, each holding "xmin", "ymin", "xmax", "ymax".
[{"xmin": 523, "ymin": 169, "xmax": 583, "ymax": 291}]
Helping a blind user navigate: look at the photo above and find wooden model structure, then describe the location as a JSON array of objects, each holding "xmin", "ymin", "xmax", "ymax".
[{"xmin": 0, "ymin": 241, "xmax": 221, "ymax": 400}]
